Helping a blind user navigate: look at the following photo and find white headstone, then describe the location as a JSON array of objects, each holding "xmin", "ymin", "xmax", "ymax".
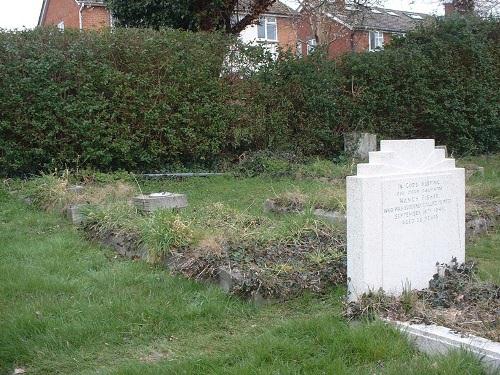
[{"xmin": 347, "ymin": 139, "xmax": 465, "ymax": 300}]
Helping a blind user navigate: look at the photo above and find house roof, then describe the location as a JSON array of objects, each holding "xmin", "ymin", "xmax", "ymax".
[
  {"xmin": 236, "ymin": 0, "xmax": 297, "ymax": 16},
  {"xmin": 77, "ymin": 0, "xmax": 106, "ymax": 4},
  {"xmin": 329, "ymin": 5, "xmax": 432, "ymax": 33}
]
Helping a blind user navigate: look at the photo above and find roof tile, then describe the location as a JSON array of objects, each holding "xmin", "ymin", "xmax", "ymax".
[{"xmin": 333, "ymin": 5, "xmax": 432, "ymax": 33}]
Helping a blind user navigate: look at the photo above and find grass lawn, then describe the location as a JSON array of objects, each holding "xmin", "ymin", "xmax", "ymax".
[
  {"xmin": 0, "ymin": 189, "xmax": 487, "ymax": 375},
  {"xmin": 467, "ymin": 230, "xmax": 500, "ymax": 284},
  {"xmin": 460, "ymin": 154, "xmax": 500, "ymax": 284}
]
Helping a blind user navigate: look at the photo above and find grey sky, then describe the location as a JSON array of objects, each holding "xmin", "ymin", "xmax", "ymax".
[{"xmin": 0, "ymin": 0, "xmax": 444, "ymax": 30}]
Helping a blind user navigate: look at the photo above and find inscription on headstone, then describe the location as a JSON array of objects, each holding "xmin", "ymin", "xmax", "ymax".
[{"xmin": 347, "ymin": 140, "xmax": 465, "ymax": 300}]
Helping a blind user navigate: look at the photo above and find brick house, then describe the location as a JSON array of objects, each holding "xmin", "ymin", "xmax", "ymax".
[
  {"xmin": 37, "ymin": 0, "xmax": 298, "ymax": 56},
  {"xmin": 236, "ymin": 1, "xmax": 298, "ymax": 56},
  {"xmin": 295, "ymin": 3, "xmax": 432, "ymax": 58},
  {"xmin": 38, "ymin": 0, "xmax": 112, "ymax": 30}
]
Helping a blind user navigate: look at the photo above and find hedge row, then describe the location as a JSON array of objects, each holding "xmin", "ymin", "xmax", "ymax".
[
  {"xmin": 0, "ymin": 16, "xmax": 498, "ymax": 176},
  {"xmin": 0, "ymin": 28, "xmax": 236, "ymax": 175}
]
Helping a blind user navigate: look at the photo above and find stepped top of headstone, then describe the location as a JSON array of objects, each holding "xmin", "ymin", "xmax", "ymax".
[{"xmin": 354, "ymin": 139, "xmax": 458, "ymax": 177}]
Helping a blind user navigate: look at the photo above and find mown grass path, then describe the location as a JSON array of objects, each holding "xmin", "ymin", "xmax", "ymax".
[{"xmin": 0, "ymin": 189, "xmax": 486, "ymax": 374}]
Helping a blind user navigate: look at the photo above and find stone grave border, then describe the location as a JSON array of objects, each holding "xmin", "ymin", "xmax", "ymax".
[{"xmin": 387, "ymin": 320, "xmax": 500, "ymax": 374}]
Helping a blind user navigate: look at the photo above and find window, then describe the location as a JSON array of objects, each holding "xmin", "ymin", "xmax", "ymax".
[
  {"xmin": 307, "ymin": 38, "xmax": 317, "ymax": 54},
  {"xmin": 257, "ymin": 17, "xmax": 277, "ymax": 41},
  {"xmin": 369, "ymin": 31, "xmax": 384, "ymax": 51},
  {"xmin": 57, "ymin": 21, "xmax": 65, "ymax": 31},
  {"xmin": 296, "ymin": 41, "xmax": 303, "ymax": 58}
]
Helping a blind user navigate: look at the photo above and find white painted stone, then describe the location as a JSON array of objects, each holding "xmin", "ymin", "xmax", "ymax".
[
  {"xmin": 347, "ymin": 139, "xmax": 465, "ymax": 300},
  {"xmin": 388, "ymin": 320, "xmax": 500, "ymax": 374}
]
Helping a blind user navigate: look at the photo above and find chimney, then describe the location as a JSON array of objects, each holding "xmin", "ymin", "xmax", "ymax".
[{"xmin": 444, "ymin": 2, "xmax": 456, "ymax": 16}]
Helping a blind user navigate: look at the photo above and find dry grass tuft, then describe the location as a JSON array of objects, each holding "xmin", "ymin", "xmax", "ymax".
[{"xmin": 195, "ymin": 236, "xmax": 226, "ymax": 257}]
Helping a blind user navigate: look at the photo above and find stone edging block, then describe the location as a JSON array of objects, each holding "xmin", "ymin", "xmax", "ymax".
[{"xmin": 387, "ymin": 320, "xmax": 500, "ymax": 374}]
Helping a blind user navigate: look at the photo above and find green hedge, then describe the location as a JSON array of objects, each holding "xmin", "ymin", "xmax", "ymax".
[
  {"xmin": 341, "ymin": 16, "xmax": 500, "ymax": 155},
  {"xmin": 0, "ymin": 28, "xmax": 236, "ymax": 175},
  {"xmin": 0, "ymin": 16, "xmax": 498, "ymax": 176}
]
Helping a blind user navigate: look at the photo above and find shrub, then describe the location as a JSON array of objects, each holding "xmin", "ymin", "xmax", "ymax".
[
  {"xmin": 231, "ymin": 151, "xmax": 303, "ymax": 177},
  {"xmin": 0, "ymin": 16, "xmax": 498, "ymax": 176},
  {"xmin": 0, "ymin": 28, "xmax": 236, "ymax": 176},
  {"xmin": 341, "ymin": 16, "xmax": 500, "ymax": 155},
  {"xmin": 249, "ymin": 51, "xmax": 348, "ymax": 156}
]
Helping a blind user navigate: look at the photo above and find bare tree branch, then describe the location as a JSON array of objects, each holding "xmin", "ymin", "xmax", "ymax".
[{"xmin": 230, "ymin": 0, "xmax": 278, "ymax": 34}]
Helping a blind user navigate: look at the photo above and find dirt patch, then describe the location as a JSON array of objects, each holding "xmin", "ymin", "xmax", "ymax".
[{"xmin": 345, "ymin": 260, "xmax": 500, "ymax": 341}]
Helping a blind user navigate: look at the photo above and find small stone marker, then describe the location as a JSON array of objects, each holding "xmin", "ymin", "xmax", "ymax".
[
  {"xmin": 344, "ymin": 132, "xmax": 377, "ymax": 160},
  {"xmin": 313, "ymin": 209, "xmax": 346, "ymax": 225},
  {"xmin": 68, "ymin": 185, "xmax": 85, "ymax": 194},
  {"xmin": 133, "ymin": 192, "xmax": 188, "ymax": 213},
  {"xmin": 347, "ymin": 139, "xmax": 465, "ymax": 300},
  {"xmin": 66, "ymin": 204, "xmax": 85, "ymax": 225}
]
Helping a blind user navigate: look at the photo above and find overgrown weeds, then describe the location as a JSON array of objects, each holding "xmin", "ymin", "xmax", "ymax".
[
  {"xmin": 345, "ymin": 260, "xmax": 500, "ymax": 341},
  {"xmin": 232, "ymin": 151, "xmax": 353, "ymax": 181},
  {"xmin": 142, "ymin": 211, "xmax": 193, "ymax": 261},
  {"xmin": 9, "ymin": 171, "xmax": 137, "ymax": 212}
]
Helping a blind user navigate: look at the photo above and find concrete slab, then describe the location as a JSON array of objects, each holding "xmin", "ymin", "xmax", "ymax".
[{"xmin": 133, "ymin": 192, "xmax": 188, "ymax": 213}]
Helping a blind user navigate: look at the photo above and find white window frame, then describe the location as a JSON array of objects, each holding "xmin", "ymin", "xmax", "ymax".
[
  {"xmin": 257, "ymin": 16, "xmax": 278, "ymax": 42},
  {"xmin": 57, "ymin": 21, "xmax": 65, "ymax": 31},
  {"xmin": 307, "ymin": 38, "xmax": 317, "ymax": 55},
  {"xmin": 369, "ymin": 30, "xmax": 384, "ymax": 51}
]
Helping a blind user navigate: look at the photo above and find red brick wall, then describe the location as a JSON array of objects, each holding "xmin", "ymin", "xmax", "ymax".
[
  {"xmin": 352, "ymin": 31, "xmax": 368, "ymax": 53},
  {"xmin": 41, "ymin": 0, "xmax": 111, "ymax": 30},
  {"xmin": 277, "ymin": 17, "xmax": 297, "ymax": 52},
  {"xmin": 82, "ymin": 6, "xmax": 111, "ymax": 29},
  {"xmin": 296, "ymin": 12, "xmax": 355, "ymax": 58},
  {"xmin": 41, "ymin": 0, "xmax": 80, "ymax": 29},
  {"xmin": 296, "ymin": 11, "xmax": 397, "ymax": 58},
  {"xmin": 384, "ymin": 33, "xmax": 394, "ymax": 47},
  {"xmin": 327, "ymin": 23, "xmax": 354, "ymax": 57}
]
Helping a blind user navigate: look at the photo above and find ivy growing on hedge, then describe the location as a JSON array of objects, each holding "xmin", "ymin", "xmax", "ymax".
[{"xmin": 0, "ymin": 16, "xmax": 498, "ymax": 176}]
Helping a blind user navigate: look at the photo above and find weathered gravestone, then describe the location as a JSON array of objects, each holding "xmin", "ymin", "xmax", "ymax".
[
  {"xmin": 347, "ymin": 139, "xmax": 465, "ymax": 300},
  {"xmin": 344, "ymin": 132, "xmax": 377, "ymax": 160}
]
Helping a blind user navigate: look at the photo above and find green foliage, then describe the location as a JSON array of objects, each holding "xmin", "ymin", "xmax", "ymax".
[
  {"xmin": 1, "ymin": 16, "xmax": 499, "ymax": 176},
  {"xmin": 243, "ymin": 50, "xmax": 349, "ymax": 156},
  {"xmin": 342, "ymin": 15, "xmax": 500, "ymax": 155},
  {"xmin": 232, "ymin": 151, "xmax": 304, "ymax": 178},
  {"xmin": 0, "ymin": 28, "xmax": 235, "ymax": 176},
  {"xmin": 104, "ymin": 0, "xmax": 274, "ymax": 34},
  {"xmin": 104, "ymin": 0, "xmax": 204, "ymax": 31},
  {"xmin": 142, "ymin": 210, "xmax": 194, "ymax": 259}
]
